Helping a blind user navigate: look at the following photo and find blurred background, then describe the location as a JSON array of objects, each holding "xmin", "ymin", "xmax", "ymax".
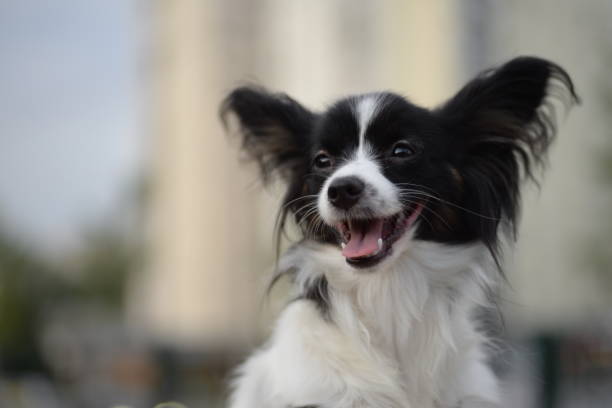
[{"xmin": 0, "ymin": 0, "xmax": 611, "ymax": 407}]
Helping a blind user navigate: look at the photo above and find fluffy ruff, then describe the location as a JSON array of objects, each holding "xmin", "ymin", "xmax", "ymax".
[{"xmin": 231, "ymin": 240, "xmax": 499, "ymax": 408}]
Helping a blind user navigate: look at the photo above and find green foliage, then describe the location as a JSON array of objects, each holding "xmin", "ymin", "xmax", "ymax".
[
  {"xmin": 69, "ymin": 227, "xmax": 142, "ymax": 310},
  {"xmin": 0, "ymin": 221, "xmax": 142, "ymax": 374},
  {"xmin": 153, "ymin": 403, "xmax": 189, "ymax": 408},
  {"xmin": 0, "ymin": 231, "xmax": 64, "ymax": 373}
]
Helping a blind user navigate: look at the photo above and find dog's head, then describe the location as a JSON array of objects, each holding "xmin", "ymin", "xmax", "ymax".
[{"xmin": 222, "ymin": 57, "xmax": 577, "ymax": 270}]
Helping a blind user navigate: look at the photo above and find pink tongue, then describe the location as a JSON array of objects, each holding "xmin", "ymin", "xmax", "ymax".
[{"xmin": 341, "ymin": 219, "xmax": 384, "ymax": 258}]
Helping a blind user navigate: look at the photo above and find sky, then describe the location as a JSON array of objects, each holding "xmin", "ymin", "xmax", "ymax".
[{"xmin": 0, "ymin": 0, "xmax": 144, "ymax": 255}]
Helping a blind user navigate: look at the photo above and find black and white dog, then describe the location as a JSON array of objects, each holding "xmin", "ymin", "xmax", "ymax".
[{"xmin": 221, "ymin": 57, "xmax": 577, "ymax": 408}]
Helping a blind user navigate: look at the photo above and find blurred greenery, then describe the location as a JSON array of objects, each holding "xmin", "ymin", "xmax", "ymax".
[
  {"xmin": 0, "ymin": 219, "xmax": 142, "ymax": 375},
  {"xmin": 0, "ymin": 228, "xmax": 63, "ymax": 374},
  {"xmin": 0, "ymin": 173, "xmax": 146, "ymax": 377},
  {"xmin": 68, "ymin": 226, "xmax": 142, "ymax": 310}
]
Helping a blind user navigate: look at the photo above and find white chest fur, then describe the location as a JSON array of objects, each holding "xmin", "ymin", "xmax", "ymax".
[{"xmin": 229, "ymin": 241, "xmax": 501, "ymax": 408}]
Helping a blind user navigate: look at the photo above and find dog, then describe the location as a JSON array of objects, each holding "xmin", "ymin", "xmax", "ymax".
[{"xmin": 220, "ymin": 56, "xmax": 577, "ymax": 408}]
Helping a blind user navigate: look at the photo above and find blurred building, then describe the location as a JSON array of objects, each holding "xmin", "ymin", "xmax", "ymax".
[
  {"xmin": 1, "ymin": 1, "xmax": 611, "ymax": 407},
  {"xmin": 130, "ymin": 0, "xmax": 612, "ymax": 370},
  {"xmin": 475, "ymin": 0, "xmax": 612, "ymax": 334},
  {"xmin": 129, "ymin": 0, "xmax": 464, "ymax": 352}
]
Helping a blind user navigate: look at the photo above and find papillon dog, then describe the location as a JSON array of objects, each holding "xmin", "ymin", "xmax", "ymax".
[{"xmin": 221, "ymin": 56, "xmax": 577, "ymax": 408}]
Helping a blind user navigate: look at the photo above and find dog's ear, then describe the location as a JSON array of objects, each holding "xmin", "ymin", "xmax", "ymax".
[
  {"xmin": 221, "ymin": 86, "xmax": 315, "ymax": 183},
  {"xmin": 436, "ymin": 56, "xmax": 578, "ymax": 246}
]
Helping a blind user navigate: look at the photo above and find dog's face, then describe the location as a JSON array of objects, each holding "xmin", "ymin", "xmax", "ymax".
[
  {"xmin": 222, "ymin": 57, "xmax": 577, "ymax": 270},
  {"xmin": 311, "ymin": 94, "xmax": 448, "ymax": 268}
]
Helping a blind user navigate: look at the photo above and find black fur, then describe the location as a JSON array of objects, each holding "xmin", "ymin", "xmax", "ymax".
[
  {"xmin": 221, "ymin": 57, "xmax": 578, "ymax": 265},
  {"xmin": 220, "ymin": 86, "xmax": 330, "ymax": 250},
  {"xmin": 301, "ymin": 275, "xmax": 330, "ymax": 316},
  {"xmin": 432, "ymin": 57, "xmax": 579, "ymax": 259}
]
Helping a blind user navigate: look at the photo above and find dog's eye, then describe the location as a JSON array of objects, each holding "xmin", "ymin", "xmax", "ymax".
[
  {"xmin": 313, "ymin": 151, "xmax": 333, "ymax": 169},
  {"xmin": 391, "ymin": 141, "xmax": 416, "ymax": 158}
]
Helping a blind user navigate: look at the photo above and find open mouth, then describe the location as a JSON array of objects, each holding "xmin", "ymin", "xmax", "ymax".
[{"xmin": 335, "ymin": 203, "xmax": 423, "ymax": 268}]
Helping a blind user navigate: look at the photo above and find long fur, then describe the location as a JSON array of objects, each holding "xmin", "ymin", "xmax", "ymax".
[{"xmin": 220, "ymin": 57, "xmax": 578, "ymax": 408}]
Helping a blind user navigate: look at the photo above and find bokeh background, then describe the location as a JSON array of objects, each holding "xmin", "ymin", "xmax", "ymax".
[{"xmin": 1, "ymin": 1, "xmax": 611, "ymax": 407}]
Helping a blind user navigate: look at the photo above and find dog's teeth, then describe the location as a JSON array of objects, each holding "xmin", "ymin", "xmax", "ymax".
[
  {"xmin": 377, "ymin": 238, "xmax": 383, "ymax": 250},
  {"xmin": 341, "ymin": 242, "xmax": 346, "ymax": 249}
]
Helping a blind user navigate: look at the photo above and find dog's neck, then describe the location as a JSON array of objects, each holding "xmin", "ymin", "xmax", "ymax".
[{"xmin": 285, "ymin": 240, "xmax": 495, "ymax": 404}]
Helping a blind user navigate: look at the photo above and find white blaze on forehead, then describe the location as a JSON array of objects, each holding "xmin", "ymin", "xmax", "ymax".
[
  {"xmin": 317, "ymin": 93, "xmax": 402, "ymax": 225},
  {"xmin": 354, "ymin": 94, "xmax": 382, "ymax": 156},
  {"xmin": 317, "ymin": 94, "xmax": 401, "ymax": 224}
]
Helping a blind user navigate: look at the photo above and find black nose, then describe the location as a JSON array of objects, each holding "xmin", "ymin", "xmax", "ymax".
[{"xmin": 328, "ymin": 176, "xmax": 365, "ymax": 210}]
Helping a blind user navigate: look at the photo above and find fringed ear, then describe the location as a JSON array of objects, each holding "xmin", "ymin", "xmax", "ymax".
[
  {"xmin": 220, "ymin": 86, "xmax": 316, "ymax": 184},
  {"xmin": 221, "ymin": 87, "xmax": 320, "ymax": 252},
  {"xmin": 436, "ymin": 56, "xmax": 579, "ymax": 253}
]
